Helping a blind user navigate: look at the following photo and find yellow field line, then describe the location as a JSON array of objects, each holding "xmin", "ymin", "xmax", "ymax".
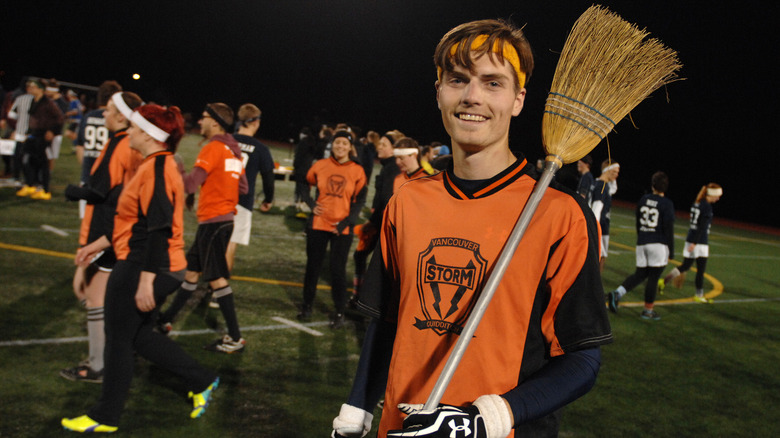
[
  {"xmin": 0, "ymin": 242, "xmax": 73, "ymax": 259},
  {"xmin": 610, "ymin": 241, "xmax": 723, "ymax": 306},
  {"xmin": 0, "ymin": 241, "xmax": 324, "ymax": 290}
]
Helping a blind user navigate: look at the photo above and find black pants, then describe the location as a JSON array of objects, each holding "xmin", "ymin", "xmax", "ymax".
[
  {"xmin": 621, "ymin": 266, "xmax": 664, "ymax": 304},
  {"xmin": 89, "ymin": 260, "xmax": 216, "ymax": 427},
  {"xmin": 302, "ymin": 229, "xmax": 354, "ymax": 313},
  {"xmin": 678, "ymin": 257, "xmax": 708, "ymax": 289},
  {"xmin": 22, "ymin": 137, "xmax": 50, "ymax": 191}
]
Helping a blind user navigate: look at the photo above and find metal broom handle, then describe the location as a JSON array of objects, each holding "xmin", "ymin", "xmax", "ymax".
[{"xmin": 424, "ymin": 156, "xmax": 562, "ymax": 410}]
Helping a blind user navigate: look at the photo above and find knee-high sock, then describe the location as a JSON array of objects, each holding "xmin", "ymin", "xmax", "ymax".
[
  {"xmin": 159, "ymin": 281, "xmax": 197, "ymax": 324},
  {"xmin": 87, "ymin": 306, "xmax": 105, "ymax": 371},
  {"xmin": 214, "ymin": 286, "xmax": 241, "ymax": 340}
]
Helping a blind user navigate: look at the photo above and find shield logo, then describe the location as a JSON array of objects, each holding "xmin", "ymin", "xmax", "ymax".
[{"xmin": 415, "ymin": 237, "xmax": 488, "ymax": 336}]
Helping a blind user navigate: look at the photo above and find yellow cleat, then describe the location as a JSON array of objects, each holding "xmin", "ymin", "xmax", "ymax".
[
  {"xmin": 657, "ymin": 278, "xmax": 665, "ymax": 295},
  {"xmin": 61, "ymin": 415, "xmax": 118, "ymax": 433},
  {"xmin": 16, "ymin": 185, "xmax": 36, "ymax": 197},
  {"xmin": 693, "ymin": 295, "xmax": 711, "ymax": 304},
  {"xmin": 30, "ymin": 189, "xmax": 52, "ymax": 200},
  {"xmin": 189, "ymin": 377, "xmax": 220, "ymax": 418}
]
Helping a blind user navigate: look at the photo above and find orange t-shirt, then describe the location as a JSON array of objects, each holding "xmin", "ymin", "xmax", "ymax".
[
  {"xmin": 79, "ymin": 130, "xmax": 143, "ymax": 246},
  {"xmin": 193, "ymin": 139, "xmax": 245, "ymax": 222},
  {"xmin": 306, "ymin": 157, "xmax": 366, "ymax": 234},
  {"xmin": 113, "ymin": 151, "xmax": 186, "ymax": 272},
  {"xmin": 392, "ymin": 166, "xmax": 434, "ymax": 195},
  {"xmin": 377, "ymin": 158, "xmax": 611, "ymax": 436}
]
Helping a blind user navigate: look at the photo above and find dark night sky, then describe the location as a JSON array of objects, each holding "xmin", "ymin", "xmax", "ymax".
[{"xmin": 2, "ymin": 0, "xmax": 777, "ymax": 227}]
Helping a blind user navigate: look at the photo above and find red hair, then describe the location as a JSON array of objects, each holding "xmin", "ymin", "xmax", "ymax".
[{"xmin": 136, "ymin": 104, "xmax": 185, "ymax": 152}]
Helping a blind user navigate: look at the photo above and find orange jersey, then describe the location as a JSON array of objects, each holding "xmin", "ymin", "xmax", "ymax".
[
  {"xmin": 193, "ymin": 139, "xmax": 245, "ymax": 222},
  {"xmin": 378, "ymin": 159, "xmax": 611, "ymax": 436},
  {"xmin": 78, "ymin": 130, "xmax": 143, "ymax": 246},
  {"xmin": 307, "ymin": 157, "xmax": 366, "ymax": 234},
  {"xmin": 392, "ymin": 166, "xmax": 435, "ymax": 194},
  {"xmin": 113, "ymin": 151, "xmax": 187, "ymax": 272}
]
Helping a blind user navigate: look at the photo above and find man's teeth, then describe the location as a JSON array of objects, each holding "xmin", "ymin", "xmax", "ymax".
[{"xmin": 458, "ymin": 114, "xmax": 486, "ymax": 122}]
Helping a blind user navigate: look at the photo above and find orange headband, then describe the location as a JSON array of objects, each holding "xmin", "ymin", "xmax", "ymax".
[{"xmin": 437, "ymin": 34, "xmax": 525, "ymax": 88}]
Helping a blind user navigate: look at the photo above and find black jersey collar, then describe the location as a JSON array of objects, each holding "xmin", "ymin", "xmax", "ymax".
[{"xmin": 443, "ymin": 153, "xmax": 532, "ymax": 200}]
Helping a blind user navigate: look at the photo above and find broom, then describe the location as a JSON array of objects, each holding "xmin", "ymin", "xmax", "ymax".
[{"xmin": 424, "ymin": 5, "xmax": 682, "ymax": 410}]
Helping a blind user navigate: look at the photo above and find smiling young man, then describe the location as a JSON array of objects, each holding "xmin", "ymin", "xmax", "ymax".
[{"xmin": 331, "ymin": 19, "xmax": 612, "ymax": 438}]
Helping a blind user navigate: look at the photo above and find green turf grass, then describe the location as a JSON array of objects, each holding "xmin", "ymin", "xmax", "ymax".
[{"xmin": 1, "ymin": 135, "xmax": 779, "ymax": 436}]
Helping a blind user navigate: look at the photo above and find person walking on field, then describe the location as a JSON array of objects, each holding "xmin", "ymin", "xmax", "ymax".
[
  {"xmin": 658, "ymin": 183, "xmax": 723, "ymax": 303},
  {"xmin": 157, "ymin": 103, "xmax": 248, "ymax": 354},
  {"xmin": 61, "ymin": 104, "xmax": 219, "ymax": 433},
  {"xmin": 607, "ymin": 171, "xmax": 675, "ymax": 320}
]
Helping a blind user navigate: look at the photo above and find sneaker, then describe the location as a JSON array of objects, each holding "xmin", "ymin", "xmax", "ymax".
[
  {"xmin": 156, "ymin": 320, "xmax": 172, "ymax": 335},
  {"xmin": 60, "ymin": 365, "xmax": 103, "ymax": 383},
  {"xmin": 208, "ymin": 296, "xmax": 220, "ymax": 309},
  {"xmin": 606, "ymin": 291, "xmax": 619, "ymax": 313},
  {"xmin": 16, "ymin": 185, "xmax": 36, "ymax": 197},
  {"xmin": 30, "ymin": 188, "xmax": 52, "ymax": 200},
  {"xmin": 640, "ymin": 309, "xmax": 661, "ymax": 320},
  {"xmin": 204, "ymin": 335, "xmax": 245, "ymax": 354},
  {"xmin": 296, "ymin": 304, "xmax": 312, "ymax": 321},
  {"xmin": 189, "ymin": 377, "xmax": 220, "ymax": 418},
  {"xmin": 693, "ymin": 295, "xmax": 710, "ymax": 304},
  {"xmin": 657, "ymin": 278, "xmax": 665, "ymax": 295},
  {"xmin": 295, "ymin": 211, "xmax": 308, "ymax": 219},
  {"xmin": 330, "ymin": 313, "xmax": 346, "ymax": 329},
  {"xmin": 61, "ymin": 415, "xmax": 118, "ymax": 433}
]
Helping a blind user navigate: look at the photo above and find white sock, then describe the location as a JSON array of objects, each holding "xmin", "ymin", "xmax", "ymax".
[
  {"xmin": 616, "ymin": 285, "xmax": 627, "ymax": 298},
  {"xmin": 87, "ymin": 307, "xmax": 105, "ymax": 371}
]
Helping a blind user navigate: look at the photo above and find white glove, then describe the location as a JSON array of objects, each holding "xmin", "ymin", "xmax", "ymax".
[
  {"xmin": 391, "ymin": 395, "xmax": 512, "ymax": 438},
  {"xmin": 332, "ymin": 403, "xmax": 373, "ymax": 438}
]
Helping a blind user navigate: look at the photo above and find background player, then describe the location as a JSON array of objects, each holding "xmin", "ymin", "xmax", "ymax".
[
  {"xmin": 591, "ymin": 160, "xmax": 619, "ymax": 272},
  {"xmin": 659, "ymin": 183, "xmax": 723, "ymax": 303},
  {"xmin": 607, "ymin": 171, "xmax": 675, "ymax": 320},
  {"xmin": 157, "ymin": 103, "xmax": 248, "ymax": 353}
]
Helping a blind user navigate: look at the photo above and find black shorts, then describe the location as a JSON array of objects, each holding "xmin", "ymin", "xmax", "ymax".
[
  {"xmin": 92, "ymin": 247, "xmax": 117, "ymax": 271},
  {"xmin": 186, "ymin": 221, "xmax": 233, "ymax": 282}
]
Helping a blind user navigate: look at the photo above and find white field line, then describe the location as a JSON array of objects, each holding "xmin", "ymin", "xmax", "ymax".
[
  {"xmin": 40, "ymin": 224, "xmax": 69, "ymax": 237},
  {"xmin": 0, "ymin": 320, "xmax": 330, "ymax": 348}
]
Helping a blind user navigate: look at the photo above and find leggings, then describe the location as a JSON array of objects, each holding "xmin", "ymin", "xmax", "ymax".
[
  {"xmin": 621, "ymin": 266, "xmax": 664, "ymax": 304},
  {"xmin": 89, "ymin": 260, "xmax": 216, "ymax": 427},
  {"xmin": 677, "ymin": 257, "xmax": 708, "ymax": 290},
  {"xmin": 302, "ymin": 229, "xmax": 354, "ymax": 313}
]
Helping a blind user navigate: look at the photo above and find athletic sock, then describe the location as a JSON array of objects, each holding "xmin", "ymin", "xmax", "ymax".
[
  {"xmin": 87, "ymin": 307, "xmax": 105, "ymax": 371},
  {"xmin": 695, "ymin": 288, "xmax": 704, "ymax": 297},
  {"xmin": 616, "ymin": 285, "xmax": 627, "ymax": 299},
  {"xmin": 160, "ymin": 281, "xmax": 197, "ymax": 323},
  {"xmin": 214, "ymin": 286, "xmax": 241, "ymax": 340}
]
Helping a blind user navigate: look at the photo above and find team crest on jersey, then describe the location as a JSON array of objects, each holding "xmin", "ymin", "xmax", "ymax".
[
  {"xmin": 415, "ymin": 237, "xmax": 487, "ymax": 336},
  {"xmin": 326, "ymin": 175, "xmax": 347, "ymax": 198}
]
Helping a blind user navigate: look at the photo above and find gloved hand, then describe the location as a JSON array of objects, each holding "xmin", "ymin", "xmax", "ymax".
[
  {"xmin": 387, "ymin": 395, "xmax": 512, "ymax": 438},
  {"xmin": 185, "ymin": 193, "xmax": 195, "ymax": 211},
  {"xmin": 331, "ymin": 403, "xmax": 373, "ymax": 438}
]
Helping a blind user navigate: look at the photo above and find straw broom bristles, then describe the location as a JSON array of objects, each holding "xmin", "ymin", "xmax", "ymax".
[{"xmin": 542, "ymin": 5, "xmax": 682, "ymax": 164}]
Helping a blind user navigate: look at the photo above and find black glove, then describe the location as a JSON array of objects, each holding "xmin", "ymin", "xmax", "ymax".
[
  {"xmin": 185, "ymin": 193, "xmax": 195, "ymax": 211},
  {"xmin": 387, "ymin": 404, "xmax": 486, "ymax": 438}
]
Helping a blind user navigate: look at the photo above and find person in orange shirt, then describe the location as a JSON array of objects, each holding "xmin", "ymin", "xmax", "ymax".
[
  {"xmin": 332, "ymin": 19, "xmax": 611, "ymax": 438},
  {"xmin": 297, "ymin": 129, "xmax": 367, "ymax": 328},
  {"xmin": 157, "ymin": 103, "xmax": 248, "ymax": 353},
  {"xmin": 62, "ymin": 104, "xmax": 218, "ymax": 433},
  {"xmin": 61, "ymin": 91, "xmax": 144, "ymax": 383}
]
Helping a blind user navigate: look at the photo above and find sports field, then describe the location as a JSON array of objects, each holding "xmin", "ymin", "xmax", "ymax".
[{"xmin": 1, "ymin": 135, "xmax": 779, "ymax": 437}]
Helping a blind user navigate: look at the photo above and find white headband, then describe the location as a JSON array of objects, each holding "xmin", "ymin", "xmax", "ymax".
[
  {"xmin": 602, "ymin": 163, "xmax": 620, "ymax": 173},
  {"xmin": 394, "ymin": 148, "xmax": 418, "ymax": 157},
  {"xmin": 130, "ymin": 111, "xmax": 170, "ymax": 143},
  {"xmin": 706, "ymin": 187, "xmax": 722, "ymax": 197},
  {"xmin": 46, "ymin": 86, "xmax": 59, "ymax": 92},
  {"xmin": 111, "ymin": 92, "xmax": 133, "ymax": 119}
]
